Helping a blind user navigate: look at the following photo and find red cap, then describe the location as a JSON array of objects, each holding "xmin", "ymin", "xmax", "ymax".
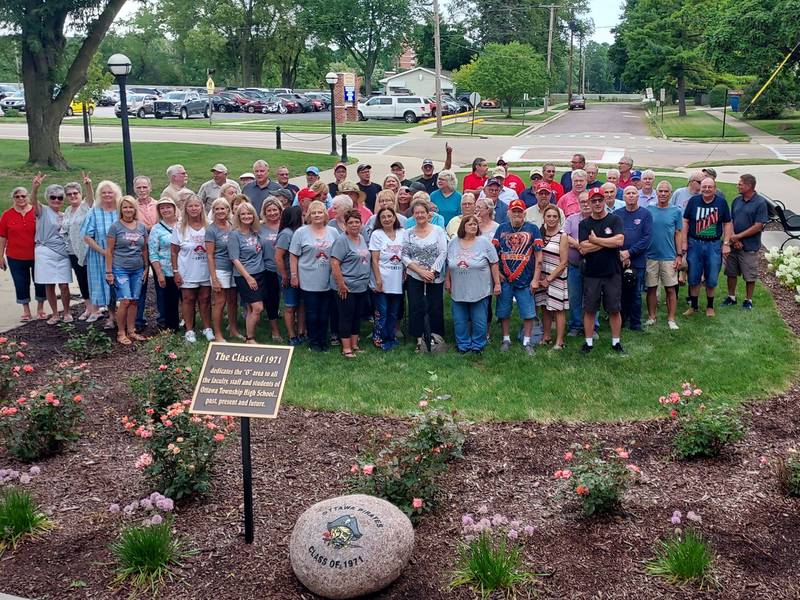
[
  {"xmin": 589, "ymin": 186, "xmax": 604, "ymax": 199},
  {"xmin": 508, "ymin": 199, "xmax": 526, "ymax": 212},
  {"xmin": 534, "ymin": 181, "xmax": 551, "ymax": 193},
  {"xmin": 297, "ymin": 188, "xmax": 318, "ymax": 200}
]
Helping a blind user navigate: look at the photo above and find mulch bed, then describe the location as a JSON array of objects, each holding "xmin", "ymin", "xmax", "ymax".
[{"xmin": 0, "ymin": 269, "xmax": 798, "ymax": 599}]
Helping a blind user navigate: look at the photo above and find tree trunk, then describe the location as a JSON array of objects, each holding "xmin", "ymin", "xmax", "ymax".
[
  {"xmin": 677, "ymin": 74, "xmax": 686, "ymax": 117},
  {"xmin": 507, "ymin": 101, "xmax": 512, "ymax": 118}
]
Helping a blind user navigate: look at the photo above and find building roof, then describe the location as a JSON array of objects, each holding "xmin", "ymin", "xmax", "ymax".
[{"xmin": 379, "ymin": 67, "xmax": 453, "ymax": 84}]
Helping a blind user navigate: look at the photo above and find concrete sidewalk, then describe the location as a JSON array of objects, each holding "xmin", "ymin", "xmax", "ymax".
[{"xmin": 707, "ymin": 110, "xmax": 788, "ymax": 144}]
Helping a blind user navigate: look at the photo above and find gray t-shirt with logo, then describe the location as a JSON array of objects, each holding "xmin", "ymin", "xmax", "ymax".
[
  {"xmin": 288, "ymin": 225, "xmax": 338, "ymax": 292},
  {"xmin": 205, "ymin": 222, "xmax": 232, "ymax": 272},
  {"xmin": 275, "ymin": 228, "xmax": 294, "ymax": 274},
  {"xmin": 107, "ymin": 220, "xmax": 147, "ymax": 270},
  {"xmin": 227, "ymin": 229, "xmax": 265, "ymax": 276},
  {"xmin": 330, "ymin": 234, "xmax": 371, "ymax": 293},
  {"xmin": 446, "ymin": 236, "xmax": 498, "ymax": 303},
  {"xmin": 36, "ymin": 206, "xmax": 69, "ymax": 257},
  {"xmin": 260, "ymin": 224, "xmax": 280, "ymax": 272}
]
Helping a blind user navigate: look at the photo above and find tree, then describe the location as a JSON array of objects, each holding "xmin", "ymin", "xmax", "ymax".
[
  {"xmin": 0, "ymin": 0, "xmax": 128, "ymax": 168},
  {"xmin": 411, "ymin": 19, "xmax": 477, "ymax": 71},
  {"xmin": 453, "ymin": 42, "xmax": 548, "ymax": 117},
  {"xmin": 584, "ymin": 41, "xmax": 614, "ymax": 93},
  {"xmin": 301, "ymin": 0, "xmax": 414, "ymax": 94}
]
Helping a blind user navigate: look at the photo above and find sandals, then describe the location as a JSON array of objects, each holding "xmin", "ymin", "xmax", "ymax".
[
  {"xmin": 103, "ymin": 319, "xmax": 116, "ymax": 330},
  {"xmin": 78, "ymin": 311, "xmax": 90, "ymax": 321},
  {"xmin": 352, "ymin": 346, "xmax": 365, "ymax": 354},
  {"xmin": 19, "ymin": 314, "xmax": 31, "ymax": 322},
  {"xmin": 46, "ymin": 315, "xmax": 61, "ymax": 325},
  {"xmin": 245, "ymin": 337, "xmax": 257, "ymax": 345},
  {"xmin": 86, "ymin": 313, "xmax": 101, "ymax": 323},
  {"xmin": 341, "ymin": 350, "xmax": 356, "ymax": 359},
  {"xmin": 128, "ymin": 332, "xmax": 148, "ymax": 342},
  {"xmin": 62, "ymin": 314, "xmax": 74, "ymax": 323},
  {"xmin": 37, "ymin": 312, "xmax": 47, "ymax": 320},
  {"xmin": 271, "ymin": 334, "xmax": 284, "ymax": 343},
  {"xmin": 117, "ymin": 334, "xmax": 132, "ymax": 346}
]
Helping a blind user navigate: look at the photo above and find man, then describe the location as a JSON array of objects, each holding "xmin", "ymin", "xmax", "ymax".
[
  {"xmin": 239, "ymin": 172, "xmax": 255, "ymax": 187},
  {"xmin": 617, "ymin": 155, "xmax": 635, "ymax": 189},
  {"xmin": 416, "ymin": 144, "xmax": 453, "ymax": 193},
  {"xmin": 701, "ymin": 167, "xmax": 726, "ymax": 202},
  {"xmin": 637, "ymin": 170, "xmax": 657, "ymax": 207},
  {"xmin": 681, "ymin": 177, "xmax": 732, "ymax": 317},
  {"xmin": 133, "ymin": 175, "xmax": 159, "ymax": 331},
  {"xmin": 242, "ymin": 159, "xmax": 282, "ymax": 215},
  {"xmin": 482, "ymin": 179, "xmax": 508, "ymax": 224},
  {"xmin": 670, "ymin": 171, "xmax": 703, "ymax": 211},
  {"xmin": 485, "ymin": 167, "xmax": 519, "ymax": 205},
  {"xmin": 557, "ymin": 169, "xmax": 587, "ymax": 217},
  {"xmin": 604, "ymin": 169, "xmax": 624, "ymax": 200},
  {"xmin": 645, "ymin": 180, "xmax": 682, "ymax": 329},
  {"xmin": 602, "ymin": 181, "xmax": 625, "ymax": 211},
  {"xmin": 524, "ymin": 182, "xmax": 564, "ymax": 228},
  {"xmin": 563, "ymin": 192, "xmax": 592, "ymax": 336},
  {"xmin": 542, "ymin": 163, "xmax": 565, "ymax": 199},
  {"xmin": 305, "ymin": 166, "xmax": 321, "ymax": 187},
  {"xmin": 338, "ymin": 181, "xmax": 372, "ymax": 223},
  {"xmin": 519, "ymin": 169, "xmax": 545, "ymax": 207},
  {"xmin": 561, "ymin": 153, "xmax": 586, "ymax": 193},
  {"xmin": 198, "ymin": 164, "xmax": 238, "ymax": 210},
  {"xmin": 496, "ymin": 157, "xmax": 525, "ymax": 195},
  {"xmin": 462, "ymin": 156, "xmax": 489, "ymax": 196},
  {"xmin": 579, "ymin": 187, "xmax": 626, "ymax": 354},
  {"xmin": 390, "ymin": 161, "xmax": 413, "ymax": 187},
  {"xmin": 276, "ymin": 165, "xmax": 299, "ymax": 195},
  {"xmin": 328, "ymin": 162, "xmax": 348, "ymax": 197},
  {"xmin": 356, "ymin": 164, "xmax": 382, "ymax": 212},
  {"xmin": 492, "ymin": 199, "xmax": 543, "ymax": 355},
  {"xmin": 615, "ymin": 185, "xmax": 653, "ymax": 331},
  {"xmin": 161, "ymin": 164, "xmax": 189, "ymax": 205},
  {"xmin": 585, "ymin": 162, "xmax": 603, "ymax": 188},
  {"xmin": 723, "ymin": 174, "xmax": 768, "ymax": 310}
]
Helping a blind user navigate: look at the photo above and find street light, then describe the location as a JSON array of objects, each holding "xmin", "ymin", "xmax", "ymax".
[
  {"xmin": 325, "ymin": 72, "xmax": 338, "ymax": 156},
  {"xmin": 107, "ymin": 53, "xmax": 135, "ymax": 195}
]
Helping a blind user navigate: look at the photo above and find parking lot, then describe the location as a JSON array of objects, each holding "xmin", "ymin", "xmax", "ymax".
[{"xmin": 86, "ymin": 105, "xmax": 331, "ymax": 122}]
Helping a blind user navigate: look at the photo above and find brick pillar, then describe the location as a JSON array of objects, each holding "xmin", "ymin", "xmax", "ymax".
[{"xmin": 333, "ymin": 74, "xmax": 347, "ymax": 124}]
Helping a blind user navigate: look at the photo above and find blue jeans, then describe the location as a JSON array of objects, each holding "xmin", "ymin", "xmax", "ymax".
[
  {"xmin": 7, "ymin": 257, "xmax": 46, "ymax": 304},
  {"xmin": 687, "ymin": 238, "xmax": 722, "ymax": 288},
  {"xmin": 112, "ymin": 267, "xmax": 144, "ymax": 300},
  {"xmin": 452, "ymin": 297, "xmax": 489, "ymax": 351},
  {"xmin": 567, "ymin": 264, "xmax": 599, "ymax": 332},
  {"xmin": 621, "ymin": 267, "xmax": 645, "ymax": 330},
  {"xmin": 373, "ymin": 292, "xmax": 403, "ymax": 345},
  {"xmin": 302, "ymin": 289, "xmax": 331, "ymax": 349},
  {"xmin": 135, "ymin": 271, "xmax": 149, "ymax": 328}
]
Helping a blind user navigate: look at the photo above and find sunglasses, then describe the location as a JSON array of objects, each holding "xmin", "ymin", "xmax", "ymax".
[{"xmin": 49, "ymin": 195, "xmax": 65, "ymax": 200}]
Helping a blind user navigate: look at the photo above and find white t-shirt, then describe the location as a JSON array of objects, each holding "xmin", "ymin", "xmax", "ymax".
[
  {"xmin": 171, "ymin": 224, "xmax": 210, "ymax": 284},
  {"xmin": 369, "ymin": 228, "xmax": 406, "ymax": 294}
]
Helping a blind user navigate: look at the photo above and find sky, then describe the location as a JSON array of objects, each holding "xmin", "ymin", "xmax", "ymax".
[{"xmin": 588, "ymin": 0, "xmax": 623, "ymax": 44}]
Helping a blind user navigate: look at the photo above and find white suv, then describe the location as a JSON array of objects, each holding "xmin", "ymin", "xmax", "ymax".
[{"xmin": 357, "ymin": 95, "xmax": 431, "ymax": 123}]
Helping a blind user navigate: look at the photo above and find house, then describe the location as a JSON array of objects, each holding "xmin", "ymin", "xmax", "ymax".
[{"xmin": 379, "ymin": 67, "xmax": 454, "ymax": 97}]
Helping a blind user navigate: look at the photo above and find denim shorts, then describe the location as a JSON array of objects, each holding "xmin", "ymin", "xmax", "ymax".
[
  {"xmin": 687, "ymin": 238, "xmax": 722, "ymax": 288},
  {"xmin": 496, "ymin": 281, "xmax": 536, "ymax": 320},
  {"xmin": 282, "ymin": 284, "xmax": 302, "ymax": 308},
  {"xmin": 112, "ymin": 267, "xmax": 144, "ymax": 300}
]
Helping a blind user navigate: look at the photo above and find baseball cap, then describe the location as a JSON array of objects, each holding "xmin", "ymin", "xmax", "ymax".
[
  {"xmin": 272, "ymin": 188, "xmax": 294, "ymax": 203},
  {"xmin": 334, "ymin": 162, "xmax": 348, "ymax": 172},
  {"xmin": 534, "ymin": 181, "xmax": 551, "ymax": 194},
  {"xmin": 509, "ymin": 199, "xmax": 526, "ymax": 212},
  {"xmin": 421, "ymin": 159, "xmax": 434, "ymax": 167},
  {"xmin": 484, "ymin": 178, "xmax": 502, "ymax": 187},
  {"xmin": 156, "ymin": 197, "xmax": 177, "ymax": 209},
  {"xmin": 631, "ymin": 170, "xmax": 642, "ymax": 181},
  {"xmin": 491, "ymin": 166, "xmax": 506, "ymax": 179},
  {"xmin": 306, "ymin": 166, "xmax": 320, "ymax": 175},
  {"xmin": 239, "ymin": 172, "xmax": 255, "ymax": 180},
  {"xmin": 297, "ymin": 188, "xmax": 318, "ymax": 200},
  {"xmin": 702, "ymin": 167, "xmax": 717, "ymax": 178},
  {"xmin": 408, "ymin": 181, "xmax": 427, "ymax": 193},
  {"xmin": 356, "ymin": 163, "xmax": 371, "ymax": 173},
  {"xmin": 211, "ymin": 163, "xmax": 228, "ymax": 173},
  {"xmin": 589, "ymin": 187, "xmax": 604, "ymax": 199},
  {"xmin": 529, "ymin": 168, "xmax": 543, "ymax": 180},
  {"xmin": 390, "ymin": 161, "xmax": 405, "ymax": 170},
  {"xmin": 496, "ymin": 156, "xmax": 507, "ymax": 165}
]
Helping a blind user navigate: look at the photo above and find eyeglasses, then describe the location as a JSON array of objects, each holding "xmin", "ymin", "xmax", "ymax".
[
  {"xmin": 544, "ymin": 169, "xmax": 555, "ymax": 173},
  {"xmin": 49, "ymin": 195, "xmax": 65, "ymax": 200},
  {"xmin": 590, "ymin": 198, "xmax": 605, "ymax": 203}
]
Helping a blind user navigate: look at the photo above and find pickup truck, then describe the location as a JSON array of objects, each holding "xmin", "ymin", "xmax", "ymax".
[{"xmin": 154, "ymin": 91, "xmax": 209, "ymax": 119}]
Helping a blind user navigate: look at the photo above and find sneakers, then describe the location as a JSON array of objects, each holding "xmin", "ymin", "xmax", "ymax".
[
  {"xmin": 524, "ymin": 344, "xmax": 535, "ymax": 356},
  {"xmin": 742, "ymin": 299, "xmax": 753, "ymax": 310},
  {"xmin": 612, "ymin": 342, "xmax": 626, "ymax": 355},
  {"xmin": 500, "ymin": 340, "xmax": 511, "ymax": 353},
  {"xmin": 668, "ymin": 320, "xmax": 679, "ymax": 330},
  {"xmin": 184, "ymin": 330, "xmax": 197, "ymax": 344},
  {"xmin": 722, "ymin": 296, "xmax": 737, "ymax": 306},
  {"xmin": 202, "ymin": 328, "xmax": 215, "ymax": 341},
  {"xmin": 645, "ymin": 319, "xmax": 656, "ymax": 326},
  {"xmin": 682, "ymin": 307, "xmax": 696, "ymax": 317},
  {"xmin": 580, "ymin": 342, "xmax": 593, "ymax": 355},
  {"xmin": 567, "ymin": 329, "xmax": 581, "ymax": 337}
]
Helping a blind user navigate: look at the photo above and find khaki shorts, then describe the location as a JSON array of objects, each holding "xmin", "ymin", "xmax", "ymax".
[
  {"xmin": 645, "ymin": 259, "xmax": 679, "ymax": 288},
  {"xmin": 724, "ymin": 249, "xmax": 759, "ymax": 282}
]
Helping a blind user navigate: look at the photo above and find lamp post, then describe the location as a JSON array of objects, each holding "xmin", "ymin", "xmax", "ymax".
[
  {"xmin": 107, "ymin": 53, "xmax": 134, "ymax": 195},
  {"xmin": 325, "ymin": 72, "xmax": 338, "ymax": 156}
]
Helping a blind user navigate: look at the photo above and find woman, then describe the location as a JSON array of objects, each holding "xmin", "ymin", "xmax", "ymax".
[
  {"xmin": 259, "ymin": 197, "xmax": 284, "ymax": 341},
  {"xmin": 62, "ymin": 176, "xmax": 95, "ymax": 320},
  {"xmin": 82, "ymin": 180, "xmax": 122, "ymax": 329},
  {"xmin": 445, "ymin": 215, "xmax": 501, "ymax": 353},
  {"xmin": 0, "ymin": 187, "xmax": 46, "ymax": 321},
  {"xmin": 402, "ymin": 198, "xmax": 448, "ymax": 351},
  {"xmin": 31, "ymin": 174, "xmax": 73, "ymax": 324},
  {"xmin": 289, "ymin": 200, "xmax": 338, "ymax": 351},
  {"xmin": 535, "ymin": 205, "xmax": 570, "ymax": 349},
  {"xmin": 105, "ymin": 196, "xmax": 148, "ymax": 345},
  {"xmin": 148, "ymin": 198, "xmax": 180, "ymax": 332},
  {"xmin": 331, "ymin": 209, "xmax": 371, "ymax": 358},
  {"xmin": 396, "ymin": 186, "xmax": 413, "ymax": 217},
  {"xmin": 430, "ymin": 170, "xmax": 462, "ymax": 226},
  {"xmin": 327, "ymin": 194, "xmax": 353, "ymax": 236},
  {"xmin": 228, "ymin": 203, "xmax": 268, "ymax": 344},
  {"xmin": 446, "ymin": 192, "xmax": 476, "ymax": 239},
  {"xmin": 476, "ymin": 197, "xmax": 500, "ymax": 241},
  {"xmin": 363, "ymin": 190, "xmax": 407, "ymax": 240},
  {"xmin": 230, "ymin": 193, "xmax": 251, "ymax": 217},
  {"xmin": 219, "ymin": 182, "xmax": 241, "ymax": 205},
  {"xmin": 370, "ymin": 207, "xmax": 405, "ymax": 351},
  {"xmin": 405, "ymin": 192, "xmax": 445, "ymax": 229},
  {"xmin": 274, "ymin": 206, "xmax": 306, "ymax": 345},
  {"xmin": 171, "ymin": 194, "xmax": 213, "ymax": 344},
  {"xmin": 206, "ymin": 198, "xmax": 242, "ymax": 342},
  {"xmin": 382, "ymin": 174, "xmax": 401, "ymax": 194}
]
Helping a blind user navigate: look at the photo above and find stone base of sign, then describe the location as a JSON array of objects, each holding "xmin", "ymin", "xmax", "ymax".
[{"xmin": 289, "ymin": 494, "xmax": 414, "ymax": 599}]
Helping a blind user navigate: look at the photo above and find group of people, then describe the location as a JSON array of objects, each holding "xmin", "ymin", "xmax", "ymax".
[{"xmin": 0, "ymin": 149, "xmax": 768, "ymax": 356}]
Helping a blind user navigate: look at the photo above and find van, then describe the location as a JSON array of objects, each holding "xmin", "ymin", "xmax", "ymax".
[{"xmin": 357, "ymin": 95, "xmax": 431, "ymax": 123}]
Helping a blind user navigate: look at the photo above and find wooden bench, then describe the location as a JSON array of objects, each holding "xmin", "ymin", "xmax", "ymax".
[{"xmin": 764, "ymin": 196, "xmax": 800, "ymax": 250}]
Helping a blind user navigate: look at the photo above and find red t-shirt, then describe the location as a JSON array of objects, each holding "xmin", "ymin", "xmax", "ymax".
[
  {"xmin": 544, "ymin": 180, "xmax": 565, "ymax": 200},
  {"xmin": 0, "ymin": 207, "xmax": 36, "ymax": 260},
  {"xmin": 503, "ymin": 173, "xmax": 526, "ymax": 195},
  {"xmin": 618, "ymin": 174, "xmax": 634, "ymax": 189},
  {"xmin": 462, "ymin": 173, "xmax": 487, "ymax": 193},
  {"xmin": 557, "ymin": 191, "xmax": 582, "ymax": 217}
]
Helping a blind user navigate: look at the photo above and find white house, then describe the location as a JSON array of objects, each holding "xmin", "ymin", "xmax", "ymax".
[{"xmin": 379, "ymin": 67, "xmax": 454, "ymax": 97}]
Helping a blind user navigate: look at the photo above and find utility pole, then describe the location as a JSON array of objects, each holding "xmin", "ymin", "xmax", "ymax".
[
  {"xmin": 578, "ymin": 34, "xmax": 584, "ymax": 94},
  {"xmin": 432, "ymin": 0, "xmax": 443, "ymax": 134},
  {"xmin": 543, "ymin": 4, "xmax": 557, "ymax": 113},
  {"xmin": 567, "ymin": 16, "xmax": 575, "ymax": 102}
]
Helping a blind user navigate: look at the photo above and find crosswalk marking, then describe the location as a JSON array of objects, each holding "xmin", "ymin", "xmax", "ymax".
[
  {"xmin": 348, "ymin": 137, "xmax": 407, "ymax": 155},
  {"xmin": 502, "ymin": 145, "xmax": 627, "ymax": 163},
  {"xmin": 764, "ymin": 144, "xmax": 800, "ymax": 161}
]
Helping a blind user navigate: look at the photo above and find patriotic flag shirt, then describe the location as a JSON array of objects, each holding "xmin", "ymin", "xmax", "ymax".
[{"xmin": 683, "ymin": 195, "xmax": 731, "ymax": 241}]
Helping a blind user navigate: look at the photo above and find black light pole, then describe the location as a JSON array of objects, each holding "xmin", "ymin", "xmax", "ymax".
[
  {"xmin": 325, "ymin": 72, "xmax": 338, "ymax": 156},
  {"xmin": 108, "ymin": 54, "xmax": 135, "ymax": 195}
]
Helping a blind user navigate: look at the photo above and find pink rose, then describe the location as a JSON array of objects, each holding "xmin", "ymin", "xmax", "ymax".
[
  {"xmin": 412, "ymin": 498, "xmax": 423, "ymax": 509},
  {"xmin": 627, "ymin": 464, "xmax": 641, "ymax": 474},
  {"xmin": 168, "ymin": 352, "xmax": 177, "ymax": 359},
  {"xmin": 561, "ymin": 469, "xmax": 572, "ymax": 479},
  {"xmin": 563, "ymin": 451, "xmax": 573, "ymax": 461},
  {"xmin": 73, "ymin": 394, "xmax": 82, "ymax": 403},
  {"xmin": 418, "ymin": 400, "xmax": 428, "ymax": 408},
  {"xmin": 158, "ymin": 365, "xmax": 168, "ymax": 371},
  {"xmin": 362, "ymin": 464, "xmax": 374, "ymax": 475},
  {"xmin": 350, "ymin": 464, "xmax": 359, "ymax": 474},
  {"xmin": 615, "ymin": 448, "xmax": 630, "ymax": 459},
  {"xmin": 213, "ymin": 433, "xmax": 225, "ymax": 442},
  {"xmin": 693, "ymin": 388, "xmax": 702, "ymax": 396}
]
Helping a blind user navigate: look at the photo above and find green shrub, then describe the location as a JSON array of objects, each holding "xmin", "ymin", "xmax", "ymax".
[
  {"xmin": 0, "ymin": 487, "xmax": 52, "ymax": 552},
  {"xmin": 647, "ymin": 521, "xmax": 715, "ymax": 587},
  {"xmin": 59, "ymin": 323, "xmax": 113, "ymax": 359},
  {"xmin": 741, "ymin": 74, "xmax": 794, "ymax": 119},
  {"xmin": 0, "ymin": 337, "xmax": 34, "ymax": 398},
  {"xmin": 111, "ymin": 519, "xmax": 189, "ymax": 592},
  {"xmin": 128, "ymin": 336, "xmax": 197, "ymax": 413},
  {"xmin": 3, "ymin": 108, "xmax": 20, "ymax": 118},
  {"xmin": 777, "ymin": 452, "xmax": 800, "ymax": 496},
  {"xmin": 709, "ymin": 84, "xmax": 728, "ymax": 108}
]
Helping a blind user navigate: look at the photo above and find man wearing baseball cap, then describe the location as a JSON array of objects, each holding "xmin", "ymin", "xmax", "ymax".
[
  {"xmin": 328, "ymin": 162, "xmax": 348, "ymax": 197},
  {"xmin": 390, "ymin": 162, "xmax": 413, "ymax": 187},
  {"xmin": 524, "ymin": 182, "xmax": 564, "ymax": 228},
  {"xmin": 305, "ymin": 166, "xmax": 321, "ymax": 187},
  {"xmin": 520, "ymin": 168, "xmax": 546, "ymax": 207},
  {"xmin": 415, "ymin": 143, "xmax": 453, "ymax": 193},
  {"xmin": 198, "ymin": 163, "xmax": 238, "ymax": 211},
  {"xmin": 578, "ymin": 186, "xmax": 626, "ymax": 354},
  {"xmin": 492, "ymin": 199, "xmax": 543, "ymax": 356},
  {"xmin": 495, "ymin": 157, "xmax": 525, "ymax": 195},
  {"xmin": 356, "ymin": 164, "xmax": 382, "ymax": 212}
]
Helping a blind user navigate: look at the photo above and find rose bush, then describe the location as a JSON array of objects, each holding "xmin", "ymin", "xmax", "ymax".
[
  {"xmin": 128, "ymin": 339, "xmax": 196, "ymax": 413},
  {"xmin": 0, "ymin": 337, "xmax": 34, "ymax": 399}
]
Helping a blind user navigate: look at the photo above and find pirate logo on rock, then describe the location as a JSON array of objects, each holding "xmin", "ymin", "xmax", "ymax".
[{"xmin": 322, "ymin": 514, "xmax": 363, "ymax": 550}]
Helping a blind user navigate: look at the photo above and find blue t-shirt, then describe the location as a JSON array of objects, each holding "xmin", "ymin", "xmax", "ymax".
[
  {"xmin": 683, "ymin": 194, "xmax": 731, "ymax": 241},
  {"xmin": 731, "ymin": 193, "xmax": 769, "ymax": 252},
  {"xmin": 430, "ymin": 189, "xmax": 462, "ymax": 226},
  {"xmin": 647, "ymin": 205, "xmax": 683, "ymax": 260},
  {"xmin": 614, "ymin": 206, "xmax": 653, "ymax": 269},
  {"xmin": 492, "ymin": 222, "xmax": 542, "ymax": 287}
]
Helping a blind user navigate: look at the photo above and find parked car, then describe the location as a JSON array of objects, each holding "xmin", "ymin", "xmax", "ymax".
[
  {"xmin": 0, "ymin": 84, "xmax": 20, "ymax": 101},
  {"xmin": 267, "ymin": 88, "xmax": 293, "ymax": 95},
  {"xmin": 303, "ymin": 92, "xmax": 330, "ymax": 109},
  {"xmin": 457, "ymin": 94, "xmax": 474, "ymax": 108},
  {"xmin": 443, "ymin": 93, "xmax": 468, "ymax": 113},
  {"xmin": 66, "ymin": 98, "xmax": 95, "ymax": 116},
  {"xmin": 280, "ymin": 93, "xmax": 312, "ymax": 112},
  {"xmin": 210, "ymin": 95, "xmax": 240, "ymax": 112},
  {"xmin": 129, "ymin": 87, "xmax": 161, "ymax": 98},
  {"xmin": 153, "ymin": 90, "xmax": 209, "ymax": 119},
  {"xmin": 480, "ymin": 98, "xmax": 499, "ymax": 108},
  {"xmin": 0, "ymin": 93, "xmax": 25, "ymax": 112},
  {"xmin": 98, "ymin": 89, "xmax": 118, "ymax": 106},
  {"xmin": 243, "ymin": 98, "xmax": 276, "ymax": 114},
  {"xmin": 218, "ymin": 91, "xmax": 253, "ymax": 110},
  {"xmin": 569, "ymin": 94, "xmax": 586, "ymax": 110},
  {"xmin": 357, "ymin": 95, "xmax": 431, "ymax": 123},
  {"xmin": 115, "ymin": 93, "xmax": 157, "ymax": 118},
  {"xmin": 388, "ymin": 87, "xmax": 413, "ymax": 96}
]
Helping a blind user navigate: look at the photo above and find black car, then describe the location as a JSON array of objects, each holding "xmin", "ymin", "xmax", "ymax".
[
  {"xmin": 154, "ymin": 91, "xmax": 209, "ymax": 119},
  {"xmin": 569, "ymin": 94, "xmax": 586, "ymax": 110},
  {"xmin": 280, "ymin": 93, "xmax": 312, "ymax": 112},
  {"xmin": 210, "ymin": 95, "xmax": 240, "ymax": 112}
]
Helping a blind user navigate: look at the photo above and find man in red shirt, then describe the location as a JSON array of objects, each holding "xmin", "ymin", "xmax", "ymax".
[
  {"xmin": 542, "ymin": 163, "xmax": 565, "ymax": 200},
  {"xmin": 617, "ymin": 155, "xmax": 635, "ymax": 189},
  {"xmin": 557, "ymin": 169, "xmax": 587, "ymax": 217},
  {"xmin": 495, "ymin": 157, "xmax": 525, "ymax": 196},
  {"xmin": 462, "ymin": 157, "xmax": 489, "ymax": 195}
]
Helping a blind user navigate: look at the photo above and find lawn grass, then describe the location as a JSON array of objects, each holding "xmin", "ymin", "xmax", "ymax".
[
  {"xmin": 654, "ymin": 110, "xmax": 749, "ymax": 140},
  {"xmin": 0, "ymin": 140, "xmax": 341, "ymax": 211},
  {"xmin": 744, "ymin": 111, "xmax": 800, "ymax": 142},
  {"xmin": 786, "ymin": 167, "xmax": 800, "ymax": 181},
  {"xmin": 686, "ymin": 159, "xmax": 795, "ymax": 167},
  {"xmin": 429, "ymin": 122, "xmax": 528, "ymax": 136}
]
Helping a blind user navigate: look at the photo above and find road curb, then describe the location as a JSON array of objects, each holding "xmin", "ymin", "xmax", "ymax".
[{"xmin": 516, "ymin": 109, "xmax": 568, "ymax": 137}]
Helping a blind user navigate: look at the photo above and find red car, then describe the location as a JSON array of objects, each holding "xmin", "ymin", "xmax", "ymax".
[
  {"xmin": 219, "ymin": 92, "xmax": 252, "ymax": 110},
  {"xmin": 309, "ymin": 98, "xmax": 324, "ymax": 111}
]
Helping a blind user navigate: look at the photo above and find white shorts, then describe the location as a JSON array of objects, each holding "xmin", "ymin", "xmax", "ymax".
[
  {"xmin": 34, "ymin": 246, "xmax": 72, "ymax": 284},
  {"xmin": 214, "ymin": 269, "xmax": 234, "ymax": 289},
  {"xmin": 181, "ymin": 280, "xmax": 211, "ymax": 289}
]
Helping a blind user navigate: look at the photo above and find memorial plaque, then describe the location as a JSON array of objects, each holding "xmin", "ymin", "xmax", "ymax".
[{"xmin": 189, "ymin": 342, "xmax": 293, "ymax": 419}]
